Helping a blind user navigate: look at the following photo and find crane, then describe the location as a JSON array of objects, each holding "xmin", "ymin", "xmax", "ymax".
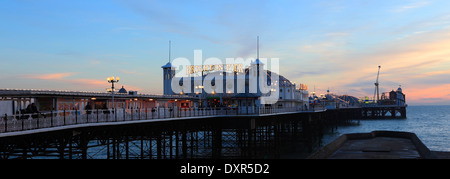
[{"xmin": 373, "ymin": 65, "xmax": 381, "ymax": 104}]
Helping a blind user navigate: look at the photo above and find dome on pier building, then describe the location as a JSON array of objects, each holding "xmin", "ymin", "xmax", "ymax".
[
  {"xmin": 161, "ymin": 62, "xmax": 173, "ymax": 68},
  {"xmin": 250, "ymin": 59, "xmax": 264, "ymax": 65},
  {"xmin": 397, "ymin": 85, "xmax": 402, "ymax": 93},
  {"xmin": 263, "ymin": 70, "xmax": 294, "ymax": 87},
  {"xmin": 118, "ymin": 86, "xmax": 127, "ymax": 94}
]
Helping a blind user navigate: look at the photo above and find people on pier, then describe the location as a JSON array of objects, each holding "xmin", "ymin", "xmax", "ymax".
[{"xmin": 85, "ymin": 102, "xmax": 92, "ymax": 114}]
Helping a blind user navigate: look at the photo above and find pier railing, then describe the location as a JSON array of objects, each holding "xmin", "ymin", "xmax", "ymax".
[{"xmin": 0, "ymin": 106, "xmax": 322, "ymax": 133}]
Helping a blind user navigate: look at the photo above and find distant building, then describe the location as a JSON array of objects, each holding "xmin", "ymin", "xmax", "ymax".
[{"xmin": 387, "ymin": 86, "xmax": 406, "ymax": 106}]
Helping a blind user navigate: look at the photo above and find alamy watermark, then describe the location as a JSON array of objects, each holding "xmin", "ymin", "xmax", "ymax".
[{"xmin": 169, "ymin": 50, "xmax": 280, "ymax": 104}]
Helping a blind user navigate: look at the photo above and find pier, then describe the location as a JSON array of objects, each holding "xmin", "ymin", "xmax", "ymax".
[
  {"xmin": 0, "ymin": 87, "xmax": 398, "ymax": 159},
  {"xmin": 361, "ymin": 105, "xmax": 407, "ymax": 119},
  {"xmin": 0, "ymin": 103, "xmax": 361, "ymax": 159},
  {"xmin": 0, "ymin": 61, "xmax": 409, "ymax": 159},
  {"xmin": 0, "ymin": 102, "xmax": 324, "ymax": 135}
]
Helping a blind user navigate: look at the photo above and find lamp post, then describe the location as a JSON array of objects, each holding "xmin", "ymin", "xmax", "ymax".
[
  {"xmin": 195, "ymin": 85, "xmax": 204, "ymax": 108},
  {"xmin": 107, "ymin": 76, "xmax": 120, "ymax": 109}
]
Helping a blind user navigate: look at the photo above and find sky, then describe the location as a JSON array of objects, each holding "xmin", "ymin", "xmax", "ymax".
[{"xmin": 1, "ymin": 0, "xmax": 450, "ymax": 105}]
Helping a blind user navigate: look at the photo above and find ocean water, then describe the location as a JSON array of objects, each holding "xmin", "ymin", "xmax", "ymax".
[{"xmin": 321, "ymin": 105, "xmax": 450, "ymax": 152}]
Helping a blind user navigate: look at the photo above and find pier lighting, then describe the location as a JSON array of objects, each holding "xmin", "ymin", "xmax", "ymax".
[
  {"xmin": 107, "ymin": 76, "xmax": 120, "ymax": 109},
  {"xmin": 195, "ymin": 85, "xmax": 205, "ymax": 107},
  {"xmin": 107, "ymin": 76, "xmax": 120, "ymax": 82}
]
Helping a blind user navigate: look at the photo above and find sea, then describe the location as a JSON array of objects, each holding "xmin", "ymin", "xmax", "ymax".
[{"xmin": 319, "ymin": 105, "xmax": 450, "ymax": 153}]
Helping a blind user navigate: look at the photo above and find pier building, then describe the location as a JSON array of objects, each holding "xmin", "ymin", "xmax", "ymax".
[
  {"xmin": 361, "ymin": 86, "xmax": 407, "ymax": 119},
  {"xmin": 162, "ymin": 59, "xmax": 309, "ymax": 112},
  {"xmin": 0, "ymin": 88, "xmax": 194, "ymax": 117}
]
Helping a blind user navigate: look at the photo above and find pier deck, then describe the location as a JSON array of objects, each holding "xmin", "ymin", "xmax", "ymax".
[
  {"xmin": 0, "ymin": 107, "xmax": 338, "ymax": 159},
  {"xmin": 0, "ymin": 108, "xmax": 327, "ymax": 138}
]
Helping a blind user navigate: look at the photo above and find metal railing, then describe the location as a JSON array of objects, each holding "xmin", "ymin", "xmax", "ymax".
[{"xmin": 0, "ymin": 106, "xmax": 319, "ymax": 134}]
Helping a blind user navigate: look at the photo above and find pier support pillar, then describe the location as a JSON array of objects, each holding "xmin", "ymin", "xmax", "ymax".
[
  {"xmin": 181, "ymin": 130, "xmax": 187, "ymax": 159},
  {"xmin": 156, "ymin": 134, "xmax": 162, "ymax": 159},
  {"xmin": 212, "ymin": 128, "xmax": 222, "ymax": 159}
]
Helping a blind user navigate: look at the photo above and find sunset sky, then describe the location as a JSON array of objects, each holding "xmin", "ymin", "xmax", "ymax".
[{"xmin": 1, "ymin": 0, "xmax": 450, "ymax": 105}]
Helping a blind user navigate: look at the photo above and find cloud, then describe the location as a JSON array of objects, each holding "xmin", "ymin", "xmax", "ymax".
[
  {"xmin": 406, "ymin": 84, "xmax": 450, "ymax": 104},
  {"xmin": 71, "ymin": 79, "xmax": 106, "ymax": 86},
  {"xmin": 21, "ymin": 72, "xmax": 77, "ymax": 80},
  {"xmin": 120, "ymin": 0, "xmax": 220, "ymax": 44},
  {"xmin": 120, "ymin": 0, "xmax": 272, "ymax": 58},
  {"xmin": 421, "ymin": 97, "xmax": 443, "ymax": 101},
  {"xmin": 317, "ymin": 1, "xmax": 346, "ymax": 12},
  {"xmin": 212, "ymin": 1, "xmax": 270, "ymax": 57},
  {"xmin": 392, "ymin": 1, "xmax": 430, "ymax": 13},
  {"xmin": 90, "ymin": 60, "xmax": 101, "ymax": 65},
  {"xmin": 325, "ymin": 32, "xmax": 350, "ymax": 37},
  {"xmin": 121, "ymin": 69, "xmax": 137, "ymax": 74},
  {"xmin": 112, "ymin": 27, "xmax": 139, "ymax": 33},
  {"xmin": 301, "ymin": 27, "xmax": 450, "ymax": 104},
  {"xmin": 349, "ymin": 28, "xmax": 449, "ymax": 73},
  {"xmin": 416, "ymin": 70, "xmax": 450, "ymax": 78},
  {"xmin": 393, "ymin": 14, "xmax": 450, "ymax": 37},
  {"xmin": 299, "ymin": 42, "xmax": 335, "ymax": 53},
  {"xmin": 19, "ymin": 72, "xmax": 109, "ymax": 90},
  {"xmin": 275, "ymin": 20, "xmax": 450, "ymax": 105},
  {"xmin": 383, "ymin": 59, "xmax": 443, "ymax": 76}
]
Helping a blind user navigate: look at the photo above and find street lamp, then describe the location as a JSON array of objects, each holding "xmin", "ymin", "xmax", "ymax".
[
  {"xmin": 107, "ymin": 76, "xmax": 120, "ymax": 109},
  {"xmin": 195, "ymin": 85, "xmax": 204, "ymax": 107}
]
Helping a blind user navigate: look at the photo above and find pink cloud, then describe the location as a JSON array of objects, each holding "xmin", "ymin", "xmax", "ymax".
[
  {"xmin": 21, "ymin": 72, "xmax": 77, "ymax": 80},
  {"xmin": 405, "ymin": 84, "xmax": 450, "ymax": 104},
  {"xmin": 19, "ymin": 72, "xmax": 143, "ymax": 93},
  {"xmin": 71, "ymin": 79, "xmax": 107, "ymax": 87},
  {"xmin": 121, "ymin": 69, "xmax": 137, "ymax": 74},
  {"xmin": 20, "ymin": 73, "xmax": 107, "ymax": 90},
  {"xmin": 286, "ymin": 28, "xmax": 450, "ymax": 106}
]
